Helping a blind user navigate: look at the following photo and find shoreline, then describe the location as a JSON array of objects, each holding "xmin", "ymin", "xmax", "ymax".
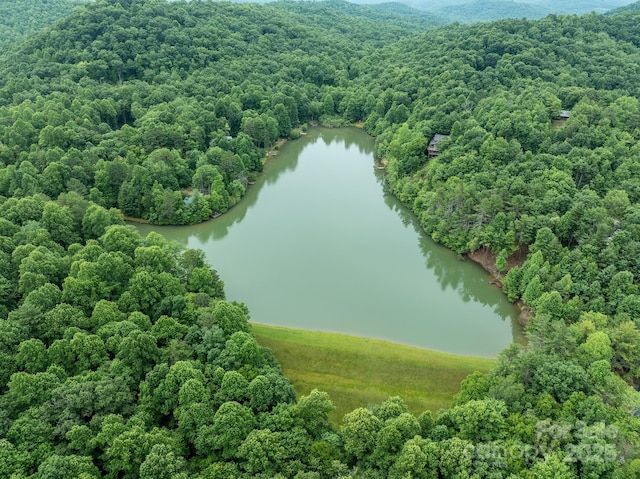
[
  {"xmin": 252, "ymin": 322, "xmax": 496, "ymax": 423},
  {"xmin": 122, "ymin": 215, "xmax": 149, "ymax": 224},
  {"xmin": 252, "ymin": 322, "xmax": 499, "ymax": 360},
  {"xmin": 466, "ymin": 246, "xmax": 532, "ymax": 327},
  {"xmin": 129, "ymin": 124, "xmax": 530, "ymax": 336}
]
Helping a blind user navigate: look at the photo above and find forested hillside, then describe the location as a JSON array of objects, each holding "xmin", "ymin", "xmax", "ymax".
[
  {"xmin": 427, "ymin": 0, "xmax": 624, "ymax": 24},
  {"xmin": 428, "ymin": 0, "xmax": 551, "ymax": 23},
  {"xmin": 3, "ymin": 0, "xmax": 640, "ymax": 477},
  {"xmin": 389, "ymin": 0, "xmax": 632, "ymax": 20},
  {"xmin": 522, "ymin": 0, "xmax": 629, "ymax": 14},
  {"xmin": 370, "ymin": 10, "xmax": 640, "ymax": 372},
  {"xmin": 0, "ymin": 0, "xmax": 90, "ymax": 51},
  {"xmin": 606, "ymin": 0, "xmax": 640, "ymax": 14},
  {"xmin": 0, "ymin": 0, "xmax": 432, "ymax": 225}
]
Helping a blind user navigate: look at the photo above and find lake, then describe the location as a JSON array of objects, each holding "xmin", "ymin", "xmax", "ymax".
[{"xmin": 135, "ymin": 127, "xmax": 524, "ymax": 357}]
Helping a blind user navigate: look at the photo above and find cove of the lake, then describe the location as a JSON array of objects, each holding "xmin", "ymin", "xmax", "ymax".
[{"xmin": 134, "ymin": 127, "xmax": 524, "ymax": 357}]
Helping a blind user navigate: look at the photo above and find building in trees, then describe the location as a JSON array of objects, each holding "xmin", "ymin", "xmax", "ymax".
[{"xmin": 427, "ymin": 134, "xmax": 448, "ymax": 158}]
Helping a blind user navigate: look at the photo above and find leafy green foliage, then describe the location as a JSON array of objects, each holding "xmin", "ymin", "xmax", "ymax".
[
  {"xmin": 2, "ymin": 0, "xmax": 640, "ymax": 476},
  {"xmin": 0, "ymin": 199, "xmax": 338, "ymax": 477},
  {"xmin": 428, "ymin": 0, "xmax": 551, "ymax": 24},
  {"xmin": 372, "ymin": 7, "xmax": 640, "ymax": 391},
  {"xmin": 0, "ymin": 0, "xmax": 433, "ymax": 226},
  {"xmin": 606, "ymin": 1, "xmax": 640, "ymax": 15},
  {"xmin": 0, "ymin": 0, "xmax": 89, "ymax": 51}
]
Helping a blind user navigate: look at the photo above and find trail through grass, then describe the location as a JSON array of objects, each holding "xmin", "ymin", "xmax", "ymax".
[{"xmin": 252, "ymin": 323, "xmax": 496, "ymax": 423}]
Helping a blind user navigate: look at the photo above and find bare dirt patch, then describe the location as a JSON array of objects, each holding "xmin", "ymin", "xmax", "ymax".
[{"xmin": 467, "ymin": 245, "xmax": 531, "ymax": 326}]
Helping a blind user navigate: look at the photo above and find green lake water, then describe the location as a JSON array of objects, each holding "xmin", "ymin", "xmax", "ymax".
[{"xmin": 135, "ymin": 127, "xmax": 524, "ymax": 357}]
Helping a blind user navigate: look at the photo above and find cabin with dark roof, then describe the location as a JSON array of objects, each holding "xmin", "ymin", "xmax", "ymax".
[
  {"xmin": 552, "ymin": 110, "xmax": 571, "ymax": 130},
  {"xmin": 427, "ymin": 134, "xmax": 449, "ymax": 158}
]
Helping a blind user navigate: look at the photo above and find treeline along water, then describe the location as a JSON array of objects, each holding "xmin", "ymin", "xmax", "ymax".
[{"xmin": 135, "ymin": 128, "xmax": 523, "ymax": 357}]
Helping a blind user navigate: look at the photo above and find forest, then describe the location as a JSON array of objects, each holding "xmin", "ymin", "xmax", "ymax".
[
  {"xmin": 424, "ymin": 0, "xmax": 633, "ymax": 23},
  {"xmin": 3, "ymin": 0, "xmax": 640, "ymax": 477},
  {"xmin": 232, "ymin": 0, "xmax": 636, "ymax": 21},
  {"xmin": 606, "ymin": 0, "xmax": 640, "ymax": 14},
  {"xmin": 0, "ymin": 0, "xmax": 89, "ymax": 51}
]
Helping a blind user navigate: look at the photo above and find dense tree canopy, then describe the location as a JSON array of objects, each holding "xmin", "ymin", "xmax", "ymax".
[
  {"xmin": 3, "ymin": 0, "xmax": 640, "ymax": 477},
  {"xmin": 606, "ymin": 0, "xmax": 640, "ymax": 14},
  {"xmin": 0, "ymin": 0, "xmax": 436, "ymax": 225},
  {"xmin": 0, "ymin": 0, "xmax": 90, "ymax": 51},
  {"xmin": 424, "ymin": 0, "xmax": 633, "ymax": 23},
  {"xmin": 371, "ymin": 10, "xmax": 640, "ymax": 382}
]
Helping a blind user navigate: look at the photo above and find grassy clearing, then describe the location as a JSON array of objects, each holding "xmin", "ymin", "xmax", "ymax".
[{"xmin": 252, "ymin": 323, "xmax": 496, "ymax": 424}]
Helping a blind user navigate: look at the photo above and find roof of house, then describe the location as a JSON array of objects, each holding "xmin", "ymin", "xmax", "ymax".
[
  {"xmin": 559, "ymin": 110, "xmax": 571, "ymax": 118},
  {"xmin": 428, "ymin": 134, "xmax": 448, "ymax": 148}
]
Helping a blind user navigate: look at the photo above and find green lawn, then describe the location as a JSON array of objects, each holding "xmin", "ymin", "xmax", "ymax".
[{"xmin": 252, "ymin": 323, "xmax": 496, "ymax": 424}]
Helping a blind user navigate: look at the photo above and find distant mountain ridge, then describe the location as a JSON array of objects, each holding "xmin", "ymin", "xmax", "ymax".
[
  {"xmin": 230, "ymin": 0, "xmax": 640, "ymax": 23},
  {"xmin": 530, "ymin": 0, "xmax": 630, "ymax": 14},
  {"xmin": 406, "ymin": 0, "xmax": 635, "ymax": 22},
  {"xmin": 605, "ymin": 0, "xmax": 640, "ymax": 14},
  {"xmin": 427, "ymin": 0, "xmax": 549, "ymax": 23},
  {"xmin": 273, "ymin": 0, "xmax": 439, "ymax": 30},
  {"xmin": 2, "ymin": 0, "xmax": 634, "ymax": 48}
]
